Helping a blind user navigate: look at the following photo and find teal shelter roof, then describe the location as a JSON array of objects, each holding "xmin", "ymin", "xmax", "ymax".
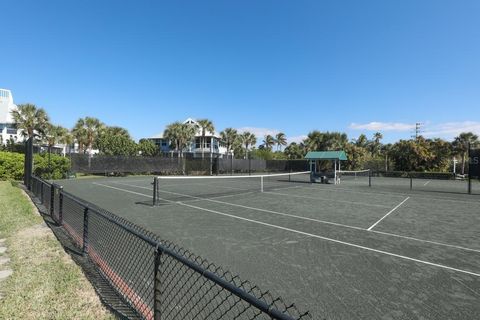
[{"xmin": 305, "ymin": 151, "xmax": 347, "ymax": 161}]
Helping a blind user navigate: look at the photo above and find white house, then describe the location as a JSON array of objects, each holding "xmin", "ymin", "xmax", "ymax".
[
  {"xmin": 148, "ymin": 118, "xmax": 230, "ymax": 157},
  {"xmin": 0, "ymin": 88, "xmax": 22, "ymax": 145}
]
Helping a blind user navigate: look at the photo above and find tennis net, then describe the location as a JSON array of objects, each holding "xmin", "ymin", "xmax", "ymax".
[
  {"xmin": 337, "ymin": 169, "xmax": 371, "ymax": 186},
  {"xmin": 153, "ymin": 171, "xmax": 311, "ymax": 205}
]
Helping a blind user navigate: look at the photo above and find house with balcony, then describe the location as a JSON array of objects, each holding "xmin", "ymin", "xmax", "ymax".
[{"xmin": 147, "ymin": 118, "xmax": 230, "ymax": 158}]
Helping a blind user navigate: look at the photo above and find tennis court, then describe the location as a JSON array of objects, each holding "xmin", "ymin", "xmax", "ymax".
[{"xmin": 55, "ymin": 173, "xmax": 480, "ymax": 319}]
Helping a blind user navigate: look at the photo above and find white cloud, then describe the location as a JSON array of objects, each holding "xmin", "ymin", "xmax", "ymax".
[
  {"xmin": 236, "ymin": 127, "xmax": 281, "ymax": 138},
  {"xmin": 424, "ymin": 121, "xmax": 480, "ymax": 139},
  {"xmin": 349, "ymin": 122, "xmax": 416, "ymax": 131}
]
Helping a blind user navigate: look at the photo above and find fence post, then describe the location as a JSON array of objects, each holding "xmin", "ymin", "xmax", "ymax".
[
  {"xmin": 41, "ymin": 183, "xmax": 44, "ymax": 204},
  {"xmin": 468, "ymin": 143, "xmax": 472, "ymax": 194},
  {"xmin": 50, "ymin": 184, "xmax": 55, "ymax": 217},
  {"xmin": 58, "ymin": 186, "xmax": 64, "ymax": 225},
  {"xmin": 153, "ymin": 245, "xmax": 162, "ymax": 320},
  {"xmin": 82, "ymin": 206, "xmax": 89, "ymax": 256}
]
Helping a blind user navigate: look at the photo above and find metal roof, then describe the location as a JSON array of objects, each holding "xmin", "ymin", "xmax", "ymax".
[{"xmin": 305, "ymin": 151, "xmax": 347, "ymax": 161}]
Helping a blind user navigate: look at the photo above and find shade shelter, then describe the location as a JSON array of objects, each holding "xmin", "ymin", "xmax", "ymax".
[{"xmin": 305, "ymin": 151, "xmax": 347, "ymax": 184}]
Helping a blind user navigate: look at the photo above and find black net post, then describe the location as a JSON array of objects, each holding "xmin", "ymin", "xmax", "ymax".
[
  {"xmin": 58, "ymin": 186, "xmax": 64, "ymax": 225},
  {"xmin": 153, "ymin": 177, "xmax": 158, "ymax": 206},
  {"xmin": 409, "ymin": 172, "xmax": 413, "ymax": 190},
  {"xmin": 369, "ymin": 170, "xmax": 372, "ymax": 187},
  {"xmin": 82, "ymin": 205, "xmax": 89, "ymax": 256}
]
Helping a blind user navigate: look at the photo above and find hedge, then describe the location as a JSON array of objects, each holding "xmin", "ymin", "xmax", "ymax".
[{"xmin": 0, "ymin": 151, "xmax": 71, "ymax": 181}]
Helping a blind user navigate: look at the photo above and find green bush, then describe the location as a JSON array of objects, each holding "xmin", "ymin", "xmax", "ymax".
[
  {"xmin": 0, "ymin": 151, "xmax": 71, "ymax": 181},
  {"xmin": 0, "ymin": 152, "xmax": 25, "ymax": 180},
  {"xmin": 33, "ymin": 153, "xmax": 71, "ymax": 180}
]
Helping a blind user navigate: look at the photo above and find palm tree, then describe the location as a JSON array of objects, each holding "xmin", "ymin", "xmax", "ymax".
[
  {"xmin": 163, "ymin": 122, "xmax": 197, "ymax": 159},
  {"xmin": 72, "ymin": 117, "xmax": 104, "ymax": 156},
  {"xmin": 262, "ymin": 135, "xmax": 275, "ymax": 150},
  {"xmin": 10, "ymin": 103, "xmax": 49, "ymax": 140},
  {"xmin": 370, "ymin": 132, "xmax": 383, "ymax": 156},
  {"xmin": 42, "ymin": 124, "xmax": 69, "ymax": 178},
  {"xmin": 240, "ymin": 132, "xmax": 257, "ymax": 159},
  {"xmin": 275, "ymin": 132, "xmax": 287, "ymax": 151},
  {"xmin": 164, "ymin": 122, "xmax": 182, "ymax": 157},
  {"xmin": 303, "ymin": 131, "xmax": 323, "ymax": 151},
  {"xmin": 355, "ymin": 134, "xmax": 368, "ymax": 148},
  {"xmin": 219, "ymin": 128, "xmax": 238, "ymax": 158},
  {"xmin": 452, "ymin": 132, "xmax": 479, "ymax": 175},
  {"xmin": 196, "ymin": 119, "xmax": 215, "ymax": 159}
]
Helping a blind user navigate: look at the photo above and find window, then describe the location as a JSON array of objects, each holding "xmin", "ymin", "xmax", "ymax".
[{"xmin": 7, "ymin": 128, "xmax": 17, "ymax": 134}]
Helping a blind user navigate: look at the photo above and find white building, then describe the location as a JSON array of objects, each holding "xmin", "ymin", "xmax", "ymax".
[
  {"xmin": 148, "ymin": 118, "xmax": 229, "ymax": 157},
  {"xmin": 0, "ymin": 88, "xmax": 22, "ymax": 145}
]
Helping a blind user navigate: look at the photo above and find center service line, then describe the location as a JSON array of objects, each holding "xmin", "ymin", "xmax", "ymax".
[{"xmin": 367, "ymin": 197, "xmax": 410, "ymax": 231}]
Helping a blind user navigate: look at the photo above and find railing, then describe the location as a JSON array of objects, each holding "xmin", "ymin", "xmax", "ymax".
[{"xmin": 29, "ymin": 175, "xmax": 311, "ymax": 320}]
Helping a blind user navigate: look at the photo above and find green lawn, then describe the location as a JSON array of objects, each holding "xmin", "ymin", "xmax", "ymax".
[{"xmin": 0, "ymin": 181, "xmax": 114, "ymax": 319}]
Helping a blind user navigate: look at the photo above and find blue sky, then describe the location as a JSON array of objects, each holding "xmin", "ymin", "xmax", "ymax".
[{"xmin": 2, "ymin": 0, "xmax": 480, "ymax": 143}]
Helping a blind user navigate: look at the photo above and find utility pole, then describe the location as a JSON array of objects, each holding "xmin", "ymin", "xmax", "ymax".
[{"xmin": 411, "ymin": 123, "xmax": 423, "ymax": 140}]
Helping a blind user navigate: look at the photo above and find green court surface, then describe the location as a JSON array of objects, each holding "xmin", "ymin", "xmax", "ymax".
[{"xmin": 54, "ymin": 174, "xmax": 480, "ymax": 320}]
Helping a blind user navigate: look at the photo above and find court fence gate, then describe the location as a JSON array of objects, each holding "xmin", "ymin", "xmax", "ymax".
[{"xmin": 27, "ymin": 175, "xmax": 311, "ymax": 320}]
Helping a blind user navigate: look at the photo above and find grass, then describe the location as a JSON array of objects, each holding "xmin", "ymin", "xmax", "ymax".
[{"xmin": 0, "ymin": 181, "xmax": 114, "ymax": 319}]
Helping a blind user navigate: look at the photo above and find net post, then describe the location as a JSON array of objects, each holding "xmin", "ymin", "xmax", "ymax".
[
  {"xmin": 153, "ymin": 177, "xmax": 158, "ymax": 206},
  {"xmin": 260, "ymin": 176, "xmax": 264, "ymax": 192},
  {"xmin": 410, "ymin": 172, "xmax": 413, "ymax": 190},
  {"xmin": 368, "ymin": 170, "xmax": 372, "ymax": 187},
  {"xmin": 82, "ymin": 205, "xmax": 89, "ymax": 256}
]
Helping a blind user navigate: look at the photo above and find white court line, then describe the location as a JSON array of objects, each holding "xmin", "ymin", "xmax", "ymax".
[
  {"xmin": 91, "ymin": 182, "xmax": 480, "ymax": 277},
  {"xmin": 367, "ymin": 197, "xmax": 410, "ymax": 231},
  {"xmin": 294, "ymin": 184, "xmax": 480, "ymax": 205},
  {"xmin": 264, "ymin": 191, "xmax": 391, "ymax": 208},
  {"xmin": 423, "ymin": 180, "xmax": 431, "ymax": 186},
  {"xmin": 110, "ymin": 181, "xmax": 480, "ymax": 253}
]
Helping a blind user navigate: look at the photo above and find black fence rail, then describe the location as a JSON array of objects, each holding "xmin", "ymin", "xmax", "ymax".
[{"xmin": 28, "ymin": 175, "xmax": 311, "ymax": 320}]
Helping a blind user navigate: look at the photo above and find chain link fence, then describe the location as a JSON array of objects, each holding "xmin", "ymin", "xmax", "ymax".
[
  {"xmin": 28, "ymin": 175, "xmax": 312, "ymax": 320},
  {"xmin": 70, "ymin": 154, "xmax": 309, "ymax": 176}
]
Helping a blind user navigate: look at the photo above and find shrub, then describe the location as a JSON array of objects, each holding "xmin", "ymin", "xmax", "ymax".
[
  {"xmin": 0, "ymin": 152, "xmax": 25, "ymax": 180},
  {"xmin": 0, "ymin": 151, "xmax": 71, "ymax": 181},
  {"xmin": 33, "ymin": 153, "xmax": 71, "ymax": 180}
]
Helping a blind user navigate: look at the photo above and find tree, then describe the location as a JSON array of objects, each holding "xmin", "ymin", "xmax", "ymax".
[
  {"xmin": 95, "ymin": 126, "xmax": 137, "ymax": 156},
  {"xmin": 10, "ymin": 103, "xmax": 49, "ymax": 140},
  {"xmin": 239, "ymin": 132, "xmax": 257, "ymax": 159},
  {"xmin": 196, "ymin": 119, "xmax": 215, "ymax": 159},
  {"xmin": 219, "ymin": 128, "xmax": 238, "ymax": 158},
  {"xmin": 73, "ymin": 117, "xmax": 104, "ymax": 156},
  {"xmin": 344, "ymin": 143, "xmax": 369, "ymax": 170},
  {"xmin": 284, "ymin": 142, "xmax": 306, "ymax": 159},
  {"xmin": 138, "ymin": 139, "xmax": 158, "ymax": 156},
  {"xmin": 452, "ymin": 132, "xmax": 479, "ymax": 175},
  {"xmin": 262, "ymin": 135, "xmax": 275, "ymax": 150},
  {"xmin": 369, "ymin": 132, "xmax": 383, "ymax": 156},
  {"xmin": 390, "ymin": 138, "xmax": 433, "ymax": 171},
  {"xmin": 163, "ymin": 122, "xmax": 196, "ymax": 158},
  {"xmin": 355, "ymin": 134, "xmax": 368, "ymax": 148},
  {"xmin": 304, "ymin": 131, "xmax": 348, "ymax": 151},
  {"xmin": 275, "ymin": 132, "xmax": 287, "ymax": 151}
]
